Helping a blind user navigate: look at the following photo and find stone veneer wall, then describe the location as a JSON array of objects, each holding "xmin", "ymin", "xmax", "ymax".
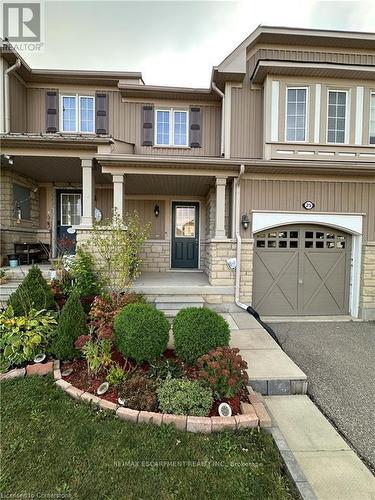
[
  {"xmin": 360, "ymin": 242, "xmax": 375, "ymax": 321},
  {"xmin": 0, "ymin": 168, "xmax": 42, "ymax": 265},
  {"xmin": 140, "ymin": 241, "xmax": 170, "ymax": 272},
  {"xmin": 206, "ymin": 239, "xmax": 254, "ymax": 304}
]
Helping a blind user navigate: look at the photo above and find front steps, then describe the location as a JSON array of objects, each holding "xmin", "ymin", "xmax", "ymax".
[
  {"xmin": 0, "ymin": 265, "xmax": 51, "ymax": 306},
  {"xmin": 155, "ymin": 295, "xmax": 204, "ymax": 317}
]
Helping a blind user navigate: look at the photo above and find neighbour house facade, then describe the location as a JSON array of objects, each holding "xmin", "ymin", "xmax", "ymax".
[{"xmin": 1, "ymin": 26, "xmax": 374, "ymax": 320}]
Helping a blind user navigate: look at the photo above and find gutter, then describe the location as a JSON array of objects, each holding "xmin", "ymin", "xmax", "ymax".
[
  {"xmin": 211, "ymin": 82, "xmax": 225, "ymax": 157},
  {"xmin": 4, "ymin": 58, "xmax": 21, "ymax": 133}
]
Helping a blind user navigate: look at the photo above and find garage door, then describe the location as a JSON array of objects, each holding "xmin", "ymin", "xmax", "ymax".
[{"xmin": 253, "ymin": 225, "xmax": 351, "ymax": 316}]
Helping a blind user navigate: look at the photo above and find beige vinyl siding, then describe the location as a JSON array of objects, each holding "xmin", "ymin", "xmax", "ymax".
[
  {"xmin": 247, "ymin": 46, "xmax": 375, "ymax": 77},
  {"xmin": 231, "ymin": 86, "xmax": 263, "ymax": 158},
  {"xmin": 9, "ymin": 75, "xmax": 27, "ymax": 132},
  {"xmin": 240, "ymin": 178, "xmax": 375, "ymax": 240},
  {"xmin": 26, "ymin": 88, "xmax": 45, "ymax": 132},
  {"xmin": 114, "ymin": 100, "xmax": 221, "ymax": 156},
  {"xmin": 95, "ymin": 188, "xmax": 165, "ymax": 239}
]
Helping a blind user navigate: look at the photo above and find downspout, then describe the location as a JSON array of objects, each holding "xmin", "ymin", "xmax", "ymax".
[
  {"xmin": 234, "ymin": 164, "xmax": 247, "ymax": 310},
  {"xmin": 211, "ymin": 82, "xmax": 225, "ymax": 157},
  {"xmin": 234, "ymin": 164, "xmax": 260, "ymax": 319},
  {"xmin": 4, "ymin": 58, "xmax": 21, "ymax": 133}
]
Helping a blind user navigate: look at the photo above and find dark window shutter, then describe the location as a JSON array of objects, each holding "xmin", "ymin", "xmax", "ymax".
[
  {"xmin": 95, "ymin": 92, "xmax": 109, "ymax": 134},
  {"xmin": 141, "ymin": 105, "xmax": 154, "ymax": 146},
  {"xmin": 189, "ymin": 107, "xmax": 202, "ymax": 148},
  {"xmin": 45, "ymin": 90, "xmax": 58, "ymax": 133}
]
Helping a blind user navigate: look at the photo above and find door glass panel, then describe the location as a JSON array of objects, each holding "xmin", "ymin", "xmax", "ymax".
[
  {"xmin": 175, "ymin": 206, "xmax": 195, "ymax": 237},
  {"xmin": 61, "ymin": 193, "xmax": 81, "ymax": 226}
]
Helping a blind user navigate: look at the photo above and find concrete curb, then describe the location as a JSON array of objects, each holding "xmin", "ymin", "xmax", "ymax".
[{"xmin": 265, "ymin": 426, "xmax": 317, "ymax": 500}]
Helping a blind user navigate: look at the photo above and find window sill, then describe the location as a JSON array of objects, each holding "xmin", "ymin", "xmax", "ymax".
[{"xmin": 153, "ymin": 145, "xmax": 191, "ymax": 149}]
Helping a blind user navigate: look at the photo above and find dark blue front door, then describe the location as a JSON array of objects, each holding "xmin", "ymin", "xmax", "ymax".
[
  {"xmin": 56, "ymin": 190, "xmax": 82, "ymax": 254},
  {"xmin": 171, "ymin": 202, "xmax": 199, "ymax": 268}
]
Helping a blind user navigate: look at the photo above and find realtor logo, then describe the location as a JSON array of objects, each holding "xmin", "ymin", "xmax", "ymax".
[{"xmin": 3, "ymin": 2, "xmax": 40, "ymax": 41}]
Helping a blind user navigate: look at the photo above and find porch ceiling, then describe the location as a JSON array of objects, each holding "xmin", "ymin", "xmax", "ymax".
[
  {"xmin": 124, "ymin": 174, "xmax": 214, "ymax": 196},
  {"xmin": 2, "ymin": 156, "xmax": 110, "ymax": 184}
]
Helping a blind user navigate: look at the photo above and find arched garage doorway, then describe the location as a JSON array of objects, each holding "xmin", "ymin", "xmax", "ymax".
[{"xmin": 253, "ymin": 224, "xmax": 351, "ymax": 316}]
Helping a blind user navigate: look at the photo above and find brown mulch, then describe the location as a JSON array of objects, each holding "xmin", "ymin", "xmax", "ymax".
[{"xmin": 60, "ymin": 348, "xmax": 246, "ymax": 415}]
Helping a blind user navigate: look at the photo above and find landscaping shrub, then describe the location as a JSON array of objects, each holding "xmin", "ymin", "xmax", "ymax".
[
  {"xmin": 9, "ymin": 265, "xmax": 55, "ymax": 315},
  {"xmin": 50, "ymin": 290, "xmax": 87, "ymax": 360},
  {"xmin": 89, "ymin": 292, "xmax": 145, "ymax": 339},
  {"xmin": 157, "ymin": 378, "xmax": 213, "ymax": 417},
  {"xmin": 148, "ymin": 358, "xmax": 183, "ymax": 381},
  {"xmin": 197, "ymin": 347, "xmax": 249, "ymax": 399},
  {"xmin": 106, "ymin": 364, "xmax": 128, "ymax": 386},
  {"xmin": 114, "ymin": 303, "xmax": 169, "ymax": 363},
  {"xmin": 62, "ymin": 248, "xmax": 102, "ymax": 299},
  {"xmin": 119, "ymin": 372, "xmax": 158, "ymax": 411},
  {"xmin": 81, "ymin": 338, "xmax": 113, "ymax": 377},
  {"xmin": 173, "ymin": 307, "xmax": 230, "ymax": 364},
  {"xmin": 0, "ymin": 306, "xmax": 57, "ymax": 371}
]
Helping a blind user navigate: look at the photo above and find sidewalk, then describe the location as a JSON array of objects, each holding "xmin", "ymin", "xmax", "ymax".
[
  {"xmin": 264, "ymin": 396, "xmax": 375, "ymax": 500},
  {"xmin": 226, "ymin": 310, "xmax": 375, "ymax": 499}
]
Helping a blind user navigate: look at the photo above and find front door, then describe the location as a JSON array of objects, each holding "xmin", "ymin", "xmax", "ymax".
[
  {"xmin": 171, "ymin": 202, "xmax": 199, "ymax": 268},
  {"xmin": 56, "ymin": 190, "xmax": 82, "ymax": 254}
]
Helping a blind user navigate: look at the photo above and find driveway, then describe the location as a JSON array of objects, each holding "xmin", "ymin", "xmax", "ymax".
[{"xmin": 269, "ymin": 321, "xmax": 375, "ymax": 472}]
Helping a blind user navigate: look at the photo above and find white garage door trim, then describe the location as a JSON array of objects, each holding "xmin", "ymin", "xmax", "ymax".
[{"xmin": 252, "ymin": 212, "xmax": 363, "ymax": 318}]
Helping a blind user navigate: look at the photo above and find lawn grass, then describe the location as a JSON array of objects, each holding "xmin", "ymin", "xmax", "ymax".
[{"xmin": 1, "ymin": 376, "xmax": 297, "ymax": 499}]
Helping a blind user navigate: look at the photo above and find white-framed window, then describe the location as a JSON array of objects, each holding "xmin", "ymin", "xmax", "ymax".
[
  {"xmin": 60, "ymin": 193, "xmax": 82, "ymax": 226},
  {"xmin": 370, "ymin": 91, "xmax": 375, "ymax": 145},
  {"xmin": 327, "ymin": 90, "xmax": 349, "ymax": 144},
  {"xmin": 61, "ymin": 95, "xmax": 95, "ymax": 133},
  {"xmin": 155, "ymin": 108, "xmax": 188, "ymax": 147},
  {"xmin": 285, "ymin": 87, "xmax": 308, "ymax": 142}
]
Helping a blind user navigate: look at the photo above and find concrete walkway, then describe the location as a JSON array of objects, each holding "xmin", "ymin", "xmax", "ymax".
[
  {"xmin": 264, "ymin": 396, "xmax": 375, "ymax": 500},
  {"xmin": 226, "ymin": 312, "xmax": 307, "ymax": 395}
]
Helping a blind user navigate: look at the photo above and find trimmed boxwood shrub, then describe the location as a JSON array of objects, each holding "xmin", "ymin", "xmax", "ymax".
[
  {"xmin": 173, "ymin": 307, "xmax": 230, "ymax": 364},
  {"xmin": 9, "ymin": 265, "xmax": 55, "ymax": 315},
  {"xmin": 157, "ymin": 378, "xmax": 213, "ymax": 417},
  {"xmin": 50, "ymin": 290, "xmax": 87, "ymax": 360},
  {"xmin": 114, "ymin": 303, "xmax": 169, "ymax": 363}
]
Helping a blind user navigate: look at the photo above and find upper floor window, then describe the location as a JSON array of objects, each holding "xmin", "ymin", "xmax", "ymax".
[
  {"xmin": 370, "ymin": 92, "xmax": 375, "ymax": 145},
  {"xmin": 61, "ymin": 95, "xmax": 95, "ymax": 133},
  {"xmin": 327, "ymin": 90, "xmax": 348, "ymax": 144},
  {"xmin": 286, "ymin": 87, "xmax": 308, "ymax": 142},
  {"xmin": 155, "ymin": 109, "xmax": 188, "ymax": 147}
]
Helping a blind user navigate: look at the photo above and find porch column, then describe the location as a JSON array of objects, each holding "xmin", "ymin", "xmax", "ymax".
[
  {"xmin": 81, "ymin": 158, "xmax": 95, "ymax": 226},
  {"xmin": 112, "ymin": 174, "xmax": 124, "ymax": 219},
  {"xmin": 215, "ymin": 176, "xmax": 227, "ymax": 239}
]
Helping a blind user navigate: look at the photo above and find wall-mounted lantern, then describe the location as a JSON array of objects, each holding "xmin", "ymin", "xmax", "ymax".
[
  {"xmin": 241, "ymin": 214, "xmax": 250, "ymax": 230},
  {"xmin": 154, "ymin": 204, "xmax": 160, "ymax": 217}
]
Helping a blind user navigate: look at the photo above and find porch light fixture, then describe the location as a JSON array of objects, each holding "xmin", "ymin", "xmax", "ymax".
[
  {"xmin": 241, "ymin": 214, "xmax": 250, "ymax": 230},
  {"xmin": 154, "ymin": 204, "xmax": 160, "ymax": 217}
]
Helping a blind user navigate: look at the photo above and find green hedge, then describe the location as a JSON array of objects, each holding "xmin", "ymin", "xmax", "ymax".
[
  {"xmin": 172, "ymin": 307, "xmax": 230, "ymax": 364},
  {"xmin": 9, "ymin": 266, "xmax": 55, "ymax": 315},
  {"xmin": 114, "ymin": 303, "xmax": 169, "ymax": 363}
]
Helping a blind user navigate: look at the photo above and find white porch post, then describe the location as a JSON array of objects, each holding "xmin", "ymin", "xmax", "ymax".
[
  {"xmin": 81, "ymin": 158, "xmax": 95, "ymax": 226},
  {"xmin": 215, "ymin": 176, "xmax": 227, "ymax": 239},
  {"xmin": 112, "ymin": 174, "xmax": 125, "ymax": 219}
]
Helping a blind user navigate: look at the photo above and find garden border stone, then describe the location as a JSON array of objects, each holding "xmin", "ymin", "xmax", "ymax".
[
  {"xmin": 0, "ymin": 367, "xmax": 26, "ymax": 381},
  {"xmin": 51, "ymin": 361, "xmax": 274, "ymax": 433}
]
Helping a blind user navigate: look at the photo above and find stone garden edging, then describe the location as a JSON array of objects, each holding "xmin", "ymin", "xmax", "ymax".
[{"xmin": 0, "ymin": 361, "xmax": 272, "ymax": 433}]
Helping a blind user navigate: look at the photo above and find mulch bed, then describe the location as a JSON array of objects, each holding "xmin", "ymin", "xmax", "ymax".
[{"xmin": 61, "ymin": 348, "xmax": 247, "ymax": 415}]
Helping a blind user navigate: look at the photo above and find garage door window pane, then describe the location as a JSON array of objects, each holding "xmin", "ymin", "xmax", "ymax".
[
  {"xmin": 290, "ymin": 231, "xmax": 298, "ymax": 238},
  {"xmin": 316, "ymin": 241, "xmax": 324, "ymax": 248},
  {"xmin": 256, "ymin": 240, "xmax": 265, "ymax": 248},
  {"xmin": 268, "ymin": 241, "xmax": 276, "ymax": 248},
  {"xmin": 305, "ymin": 241, "xmax": 313, "ymax": 248},
  {"xmin": 278, "ymin": 241, "xmax": 287, "ymax": 248},
  {"xmin": 290, "ymin": 241, "xmax": 298, "ymax": 248},
  {"xmin": 337, "ymin": 241, "xmax": 345, "ymax": 249}
]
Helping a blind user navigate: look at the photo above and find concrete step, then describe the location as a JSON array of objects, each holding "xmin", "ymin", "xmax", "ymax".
[
  {"xmin": 154, "ymin": 295, "xmax": 204, "ymax": 303},
  {"xmin": 154, "ymin": 295, "xmax": 204, "ymax": 313}
]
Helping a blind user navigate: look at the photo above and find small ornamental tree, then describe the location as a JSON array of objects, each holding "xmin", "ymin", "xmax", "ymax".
[
  {"xmin": 50, "ymin": 290, "xmax": 87, "ymax": 360},
  {"xmin": 85, "ymin": 212, "xmax": 150, "ymax": 292},
  {"xmin": 9, "ymin": 265, "xmax": 55, "ymax": 315}
]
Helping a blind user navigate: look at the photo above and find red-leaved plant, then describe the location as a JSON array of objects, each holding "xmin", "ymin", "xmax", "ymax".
[
  {"xmin": 197, "ymin": 347, "xmax": 249, "ymax": 399},
  {"xmin": 89, "ymin": 292, "xmax": 145, "ymax": 340}
]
